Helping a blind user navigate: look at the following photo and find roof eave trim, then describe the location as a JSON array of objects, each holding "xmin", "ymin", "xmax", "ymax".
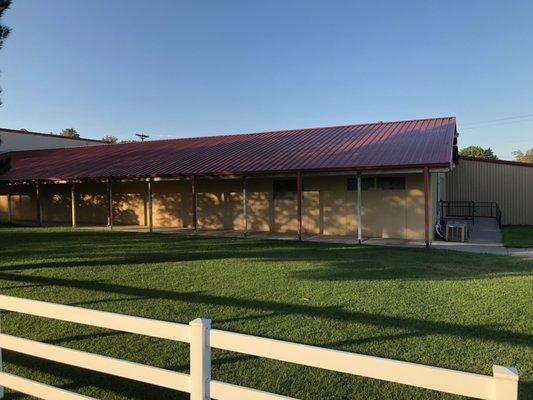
[{"xmin": 0, "ymin": 162, "xmax": 452, "ymax": 183}]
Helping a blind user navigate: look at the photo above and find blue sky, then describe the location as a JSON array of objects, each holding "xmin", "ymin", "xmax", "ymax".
[{"xmin": 1, "ymin": 0, "xmax": 532, "ymax": 159}]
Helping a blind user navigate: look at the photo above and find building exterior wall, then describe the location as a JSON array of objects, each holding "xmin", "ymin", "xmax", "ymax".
[
  {"xmin": 0, "ymin": 173, "xmax": 430, "ymax": 239},
  {"xmin": 0, "ymin": 184, "xmax": 38, "ymax": 223},
  {"xmin": 303, "ymin": 176, "xmax": 356, "ymax": 235},
  {"xmin": 153, "ymin": 180, "xmax": 192, "ymax": 228},
  {"xmin": 197, "ymin": 174, "xmax": 427, "ymax": 239},
  {"xmin": 42, "ymin": 183, "xmax": 71, "ymax": 223},
  {"xmin": 446, "ymin": 159, "xmax": 533, "ymax": 225},
  {"xmin": 361, "ymin": 174, "xmax": 426, "ymax": 240},
  {"xmin": 76, "ymin": 182, "xmax": 108, "ymax": 225},
  {"xmin": 429, "ymin": 172, "xmax": 439, "ymax": 241},
  {"xmin": 0, "ymin": 129, "xmax": 101, "ymax": 153},
  {"xmin": 112, "ymin": 181, "xmax": 147, "ymax": 226},
  {"xmin": 198, "ymin": 179, "xmax": 244, "ymax": 231},
  {"xmin": 0, "ymin": 184, "xmax": 8, "ymax": 220},
  {"xmin": 246, "ymin": 178, "xmax": 274, "ymax": 232},
  {"xmin": 0, "ymin": 193, "xmax": 7, "ymax": 220}
]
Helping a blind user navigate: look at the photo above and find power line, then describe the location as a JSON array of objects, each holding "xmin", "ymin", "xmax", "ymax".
[
  {"xmin": 147, "ymin": 134, "xmax": 178, "ymax": 139},
  {"xmin": 461, "ymin": 116, "xmax": 533, "ymax": 131},
  {"xmin": 461, "ymin": 113, "xmax": 533, "ymax": 127}
]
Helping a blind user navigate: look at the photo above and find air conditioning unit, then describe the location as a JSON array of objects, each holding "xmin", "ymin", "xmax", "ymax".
[{"xmin": 446, "ymin": 223, "xmax": 468, "ymax": 242}]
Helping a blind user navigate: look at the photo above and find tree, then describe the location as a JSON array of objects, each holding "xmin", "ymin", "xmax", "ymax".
[
  {"xmin": 512, "ymin": 148, "xmax": 533, "ymax": 163},
  {"xmin": 60, "ymin": 128, "xmax": 80, "ymax": 138},
  {"xmin": 0, "ymin": 0, "xmax": 12, "ymax": 107},
  {"xmin": 101, "ymin": 135, "xmax": 118, "ymax": 144},
  {"xmin": 459, "ymin": 146, "xmax": 498, "ymax": 160}
]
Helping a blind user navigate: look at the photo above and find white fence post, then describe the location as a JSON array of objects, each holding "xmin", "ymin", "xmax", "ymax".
[
  {"xmin": 493, "ymin": 365, "xmax": 519, "ymax": 400},
  {"xmin": 189, "ymin": 318, "xmax": 211, "ymax": 400}
]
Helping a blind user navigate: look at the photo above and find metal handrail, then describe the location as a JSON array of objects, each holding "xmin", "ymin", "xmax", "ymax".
[{"xmin": 439, "ymin": 201, "xmax": 502, "ymax": 227}]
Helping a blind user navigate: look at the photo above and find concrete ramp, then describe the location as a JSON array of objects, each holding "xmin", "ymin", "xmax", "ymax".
[
  {"xmin": 431, "ymin": 217, "xmax": 506, "ymax": 254},
  {"xmin": 468, "ymin": 217, "xmax": 503, "ymax": 245}
]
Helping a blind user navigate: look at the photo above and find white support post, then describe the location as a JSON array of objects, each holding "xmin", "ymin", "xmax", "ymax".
[
  {"xmin": 147, "ymin": 179, "xmax": 153, "ymax": 232},
  {"xmin": 297, "ymin": 172, "xmax": 302, "ymax": 240},
  {"xmin": 36, "ymin": 181, "xmax": 43, "ymax": 226},
  {"xmin": 192, "ymin": 176, "xmax": 198, "ymax": 232},
  {"xmin": 242, "ymin": 176, "xmax": 248, "ymax": 237},
  {"xmin": 189, "ymin": 318, "xmax": 211, "ymax": 400},
  {"xmin": 71, "ymin": 183, "xmax": 77, "ymax": 228},
  {"xmin": 357, "ymin": 173, "xmax": 362, "ymax": 244},
  {"xmin": 493, "ymin": 365, "xmax": 519, "ymax": 400},
  {"xmin": 107, "ymin": 179, "xmax": 113, "ymax": 229},
  {"xmin": 6, "ymin": 189, "xmax": 12, "ymax": 224},
  {"xmin": 424, "ymin": 167, "xmax": 430, "ymax": 247}
]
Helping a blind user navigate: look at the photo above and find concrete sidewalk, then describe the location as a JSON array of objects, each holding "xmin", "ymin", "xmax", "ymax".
[
  {"xmin": 76, "ymin": 222, "xmax": 533, "ymax": 258},
  {"xmin": 366, "ymin": 218, "xmax": 533, "ymax": 258}
]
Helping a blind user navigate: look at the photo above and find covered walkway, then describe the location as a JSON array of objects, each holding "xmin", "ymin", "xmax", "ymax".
[{"xmin": 74, "ymin": 219, "xmax": 533, "ymax": 258}]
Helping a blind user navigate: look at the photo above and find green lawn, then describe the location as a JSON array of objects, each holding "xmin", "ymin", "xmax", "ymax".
[
  {"xmin": 502, "ymin": 225, "xmax": 533, "ymax": 248},
  {"xmin": 0, "ymin": 227, "xmax": 532, "ymax": 400}
]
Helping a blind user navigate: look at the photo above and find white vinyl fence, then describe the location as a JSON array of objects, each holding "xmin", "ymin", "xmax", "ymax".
[{"xmin": 0, "ymin": 295, "xmax": 519, "ymax": 400}]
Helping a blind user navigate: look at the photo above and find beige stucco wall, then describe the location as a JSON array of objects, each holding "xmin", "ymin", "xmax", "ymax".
[
  {"xmin": 0, "ymin": 181, "xmax": 190, "ymax": 227},
  {"xmin": 197, "ymin": 174, "xmax": 427, "ymax": 239},
  {"xmin": 0, "ymin": 184, "xmax": 38, "ymax": 223},
  {"xmin": 42, "ymin": 183, "xmax": 71, "ymax": 223},
  {"xmin": 0, "ymin": 183, "xmax": 106, "ymax": 225},
  {"xmin": 153, "ymin": 180, "xmax": 193, "ymax": 228},
  {"xmin": 0, "ymin": 184, "xmax": 8, "ymax": 220},
  {"xmin": 303, "ymin": 177, "xmax": 355, "ymax": 235},
  {"xmin": 198, "ymin": 179, "xmax": 244, "ymax": 230},
  {"xmin": 76, "ymin": 182, "xmax": 108, "ymax": 225},
  {"xmin": 361, "ymin": 174, "xmax": 426, "ymax": 240},
  {"xmin": 446, "ymin": 159, "xmax": 533, "ymax": 225},
  {"xmin": 112, "ymin": 181, "xmax": 147, "ymax": 226},
  {"xmin": 0, "ymin": 173, "xmax": 430, "ymax": 239},
  {"xmin": 0, "ymin": 130, "xmax": 101, "ymax": 153},
  {"xmin": 197, "ymin": 177, "xmax": 349, "ymax": 234}
]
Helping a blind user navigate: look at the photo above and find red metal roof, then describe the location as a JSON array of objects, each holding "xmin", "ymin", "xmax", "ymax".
[{"xmin": 0, "ymin": 117, "xmax": 456, "ymax": 182}]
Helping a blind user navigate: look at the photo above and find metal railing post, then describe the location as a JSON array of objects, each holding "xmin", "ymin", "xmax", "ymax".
[
  {"xmin": 189, "ymin": 318, "xmax": 211, "ymax": 400},
  {"xmin": 493, "ymin": 365, "xmax": 519, "ymax": 400}
]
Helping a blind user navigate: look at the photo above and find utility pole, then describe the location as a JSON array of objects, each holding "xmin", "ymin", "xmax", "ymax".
[{"xmin": 135, "ymin": 133, "xmax": 149, "ymax": 142}]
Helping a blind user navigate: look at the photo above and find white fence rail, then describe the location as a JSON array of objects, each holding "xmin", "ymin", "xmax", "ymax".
[{"xmin": 0, "ymin": 295, "xmax": 519, "ymax": 400}]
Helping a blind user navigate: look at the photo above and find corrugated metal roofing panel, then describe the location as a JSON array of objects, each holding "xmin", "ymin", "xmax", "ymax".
[{"xmin": 0, "ymin": 117, "xmax": 456, "ymax": 181}]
